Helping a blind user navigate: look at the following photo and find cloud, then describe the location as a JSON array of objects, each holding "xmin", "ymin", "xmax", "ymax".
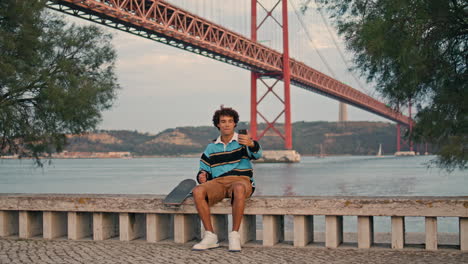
[{"xmin": 117, "ymin": 52, "xmax": 200, "ymax": 71}]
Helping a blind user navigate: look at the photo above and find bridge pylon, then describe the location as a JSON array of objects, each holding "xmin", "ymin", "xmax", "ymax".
[
  {"xmin": 339, "ymin": 102, "xmax": 348, "ymax": 122},
  {"xmin": 250, "ymin": 0, "xmax": 292, "ymax": 150}
]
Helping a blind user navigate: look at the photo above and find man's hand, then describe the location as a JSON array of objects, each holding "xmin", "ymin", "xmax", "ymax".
[
  {"xmin": 238, "ymin": 134, "xmax": 255, "ymax": 148},
  {"xmin": 198, "ymin": 170, "xmax": 207, "ymax": 183}
]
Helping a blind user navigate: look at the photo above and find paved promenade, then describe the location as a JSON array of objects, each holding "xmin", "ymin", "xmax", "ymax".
[{"xmin": 0, "ymin": 238, "xmax": 467, "ymax": 264}]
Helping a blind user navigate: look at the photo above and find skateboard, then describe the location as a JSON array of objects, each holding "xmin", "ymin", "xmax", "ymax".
[{"xmin": 163, "ymin": 179, "xmax": 197, "ymax": 206}]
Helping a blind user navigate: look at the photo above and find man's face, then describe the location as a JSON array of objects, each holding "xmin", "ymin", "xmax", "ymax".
[{"xmin": 217, "ymin": 115, "xmax": 235, "ymax": 136}]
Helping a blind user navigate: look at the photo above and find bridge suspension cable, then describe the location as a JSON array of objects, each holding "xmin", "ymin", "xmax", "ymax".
[
  {"xmin": 315, "ymin": 4, "xmax": 371, "ymax": 96},
  {"xmin": 290, "ymin": 0, "xmax": 374, "ymax": 98},
  {"xmin": 289, "ymin": 0, "xmax": 336, "ymax": 78}
]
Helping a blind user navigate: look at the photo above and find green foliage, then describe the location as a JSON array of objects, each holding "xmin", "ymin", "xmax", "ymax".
[
  {"xmin": 0, "ymin": 0, "xmax": 119, "ymax": 163},
  {"xmin": 305, "ymin": 0, "xmax": 467, "ymax": 170}
]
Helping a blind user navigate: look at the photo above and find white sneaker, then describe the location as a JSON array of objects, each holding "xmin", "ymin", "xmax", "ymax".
[
  {"xmin": 228, "ymin": 231, "xmax": 241, "ymax": 252},
  {"xmin": 192, "ymin": 231, "xmax": 219, "ymax": 251}
]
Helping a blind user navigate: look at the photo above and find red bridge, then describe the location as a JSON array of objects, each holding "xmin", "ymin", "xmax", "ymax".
[{"xmin": 47, "ymin": 0, "xmax": 414, "ymax": 151}]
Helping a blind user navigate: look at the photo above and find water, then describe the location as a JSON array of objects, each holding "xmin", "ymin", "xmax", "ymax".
[
  {"xmin": 0, "ymin": 155, "xmax": 466, "ymax": 234},
  {"xmin": 1, "ymin": 155, "xmax": 466, "ymax": 195}
]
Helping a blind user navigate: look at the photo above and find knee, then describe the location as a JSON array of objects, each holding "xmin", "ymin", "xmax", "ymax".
[
  {"xmin": 232, "ymin": 184, "xmax": 246, "ymax": 197},
  {"xmin": 192, "ymin": 186, "xmax": 207, "ymax": 200}
]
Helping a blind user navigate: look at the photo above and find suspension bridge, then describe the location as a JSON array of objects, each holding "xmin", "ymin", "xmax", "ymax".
[{"xmin": 46, "ymin": 0, "xmax": 414, "ymax": 152}]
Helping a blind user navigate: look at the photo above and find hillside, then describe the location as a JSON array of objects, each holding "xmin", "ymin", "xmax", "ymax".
[{"xmin": 63, "ymin": 121, "xmax": 408, "ymax": 156}]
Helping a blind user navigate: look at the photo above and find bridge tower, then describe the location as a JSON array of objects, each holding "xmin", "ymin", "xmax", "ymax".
[
  {"xmin": 250, "ymin": 0, "xmax": 292, "ymax": 150},
  {"xmin": 339, "ymin": 102, "xmax": 348, "ymax": 122}
]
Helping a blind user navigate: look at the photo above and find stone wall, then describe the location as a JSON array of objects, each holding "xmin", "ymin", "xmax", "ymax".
[{"xmin": 0, "ymin": 194, "xmax": 467, "ymax": 250}]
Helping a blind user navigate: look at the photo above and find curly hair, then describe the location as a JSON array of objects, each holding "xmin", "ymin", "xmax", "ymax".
[{"xmin": 212, "ymin": 106, "xmax": 239, "ymax": 130}]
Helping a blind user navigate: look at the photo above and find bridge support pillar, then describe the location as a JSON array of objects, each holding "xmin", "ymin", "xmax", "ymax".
[
  {"xmin": 339, "ymin": 102, "xmax": 348, "ymax": 122},
  {"xmin": 250, "ymin": 0, "xmax": 292, "ymax": 150}
]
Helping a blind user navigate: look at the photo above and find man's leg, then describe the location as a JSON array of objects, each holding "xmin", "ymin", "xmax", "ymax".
[
  {"xmin": 192, "ymin": 186, "xmax": 213, "ymax": 232},
  {"xmin": 231, "ymin": 183, "xmax": 247, "ymax": 231},
  {"xmin": 192, "ymin": 183, "xmax": 222, "ymax": 250}
]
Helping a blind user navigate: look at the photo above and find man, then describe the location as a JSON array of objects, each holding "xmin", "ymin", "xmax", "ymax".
[{"xmin": 192, "ymin": 107, "xmax": 262, "ymax": 252}]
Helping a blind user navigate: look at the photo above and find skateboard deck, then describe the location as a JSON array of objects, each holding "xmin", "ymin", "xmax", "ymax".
[{"xmin": 163, "ymin": 179, "xmax": 197, "ymax": 206}]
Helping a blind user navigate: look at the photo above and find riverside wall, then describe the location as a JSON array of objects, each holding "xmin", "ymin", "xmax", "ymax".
[{"xmin": 0, "ymin": 194, "xmax": 467, "ymax": 251}]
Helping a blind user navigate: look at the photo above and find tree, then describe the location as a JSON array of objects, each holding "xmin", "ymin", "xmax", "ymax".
[
  {"xmin": 0, "ymin": 0, "xmax": 119, "ymax": 163},
  {"xmin": 303, "ymin": 0, "xmax": 467, "ymax": 170}
]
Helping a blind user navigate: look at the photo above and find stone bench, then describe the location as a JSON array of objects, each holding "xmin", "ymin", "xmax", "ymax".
[{"xmin": 0, "ymin": 194, "xmax": 467, "ymax": 250}]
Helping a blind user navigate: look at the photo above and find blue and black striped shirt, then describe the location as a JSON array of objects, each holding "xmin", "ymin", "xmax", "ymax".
[{"xmin": 196, "ymin": 133, "xmax": 262, "ymax": 190}]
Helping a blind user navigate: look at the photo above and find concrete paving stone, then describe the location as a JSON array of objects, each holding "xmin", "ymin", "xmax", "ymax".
[{"xmin": 0, "ymin": 237, "xmax": 467, "ymax": 263}]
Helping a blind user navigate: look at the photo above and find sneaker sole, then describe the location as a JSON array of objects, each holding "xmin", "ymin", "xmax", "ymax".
[
  {"xmin": 228, "ymin": 249, "xmax": 241, "ymax": 252},
  {"xmin": 192, "ymin": 244, "xmax": 220, "ymax": 251}
]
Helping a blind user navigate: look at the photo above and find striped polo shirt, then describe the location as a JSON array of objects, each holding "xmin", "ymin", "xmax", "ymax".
[{"xmin": 196, "ymin": 132, "xmax": 262, "ymax": 190}]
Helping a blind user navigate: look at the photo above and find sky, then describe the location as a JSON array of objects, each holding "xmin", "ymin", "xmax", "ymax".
[{"xmin": 59, "ymin": 0, "xmax": 390, "ymax": 135}]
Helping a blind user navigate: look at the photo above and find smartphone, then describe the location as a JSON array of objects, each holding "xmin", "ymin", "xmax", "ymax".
[{"xmin": 238, "ymin": 129, "xmax": 247, "ymax": 135}]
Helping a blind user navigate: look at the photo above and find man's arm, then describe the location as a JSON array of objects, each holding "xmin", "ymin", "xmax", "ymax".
[
  {"xmin": 196, "ymin": 152, "xmax": 212, "ymax": 184},
  {"xmin": 246, "ymin": 140, "xmax": 262, "ymax": 160},
  {"xmin": 239, "ymin": 134, "xmax": 262, "ymax": 160}
]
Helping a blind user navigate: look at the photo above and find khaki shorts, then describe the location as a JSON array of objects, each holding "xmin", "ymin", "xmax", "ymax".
[{"xmin": 200, "ymin": 176, "xmax": 253, "ymax": 206}]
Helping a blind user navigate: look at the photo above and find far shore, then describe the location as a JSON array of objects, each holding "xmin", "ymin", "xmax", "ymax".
[
  {"xmin": 0, "ymin": 154, "xmax": 201, "ymax": 160},
  {"xmin": 1, "ymin": 153, "xmax": 433, "ymax": 160}
]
